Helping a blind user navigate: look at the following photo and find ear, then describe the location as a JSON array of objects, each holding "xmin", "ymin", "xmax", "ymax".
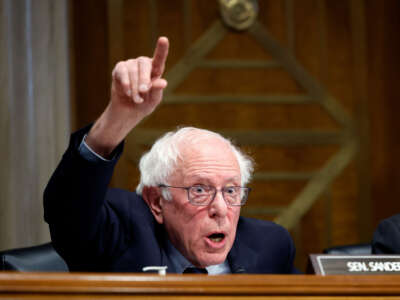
[{"xmin": 142, "ymin": 186, "xmax": 164, "ymax": 224}]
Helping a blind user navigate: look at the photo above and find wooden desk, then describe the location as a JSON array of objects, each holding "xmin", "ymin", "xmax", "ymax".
[{"xmin": 0, "ymin": 272, "xmax": 400, "ymax": 299}]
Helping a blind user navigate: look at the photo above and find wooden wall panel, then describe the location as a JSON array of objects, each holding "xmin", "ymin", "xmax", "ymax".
[
  {"xmin": 293, "ymin": 0, "xmax": 324, "ymax": 80},
  {"xmin": 71, "ymin": 0, "xmax": 109, "ymax": 129},
  {"xmin": 140, "ymin": 103, "xmax": 337, "ymax": 130},
  {"xmin": 208, "ymin": 33, "xmax": 274, "ymax": 59},
  {"xmin": 324, "ymin": 1, "xmax": 355, "ymax": 115},
  {"xmin": 368, "ymin": 0, "xmax": 400, "ymax": 225},
  {"xmin": 70, "ymin": 0, "xmax": 400, "ymax": 271}
]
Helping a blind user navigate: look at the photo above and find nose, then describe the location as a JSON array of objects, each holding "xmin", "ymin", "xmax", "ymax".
[{"xmin": 208, "ymin": 189, "xmax": 228, "ymax": 219}]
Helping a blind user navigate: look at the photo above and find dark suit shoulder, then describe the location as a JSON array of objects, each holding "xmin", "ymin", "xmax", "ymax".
[
  {"xmin": 380, "ymin": 214, "xmax": 400, "ymax": 228},
  {"xmin": 372, "ymin": 214, "xmax": 400, "ymax": 254},
  {"xmin": 237, "ymin": 216, "xmax": 292, "ymax": 241},
  {"xmin": 104, "ymin": 188, "xmax": 156, "ymax": 234},
  {"xmin": 238, "ymin": 217, "xmax": 292, "ymax": 246},
  {"xmin": 105, "ymin": 188, "xmax": 148, "ymax": 212}
]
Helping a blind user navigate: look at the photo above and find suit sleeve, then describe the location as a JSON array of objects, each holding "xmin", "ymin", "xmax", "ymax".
[
  {"xmin": 43, "ymin": 126, "xmax": 127, "ymax": 270},
  {"xmin": 372, "ymin": 215, "xmax": 400, "ymax": 254}
]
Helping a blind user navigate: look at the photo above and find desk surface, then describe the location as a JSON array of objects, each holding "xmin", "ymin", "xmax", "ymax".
[{"xmin": 1, "ymin": 272, "xmax": 400, "ymax": 299}]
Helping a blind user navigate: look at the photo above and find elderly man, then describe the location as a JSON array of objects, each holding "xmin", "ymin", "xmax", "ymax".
[{"xmin": 44, "ymin": 37, "xmax": 297, "ymax": 274}]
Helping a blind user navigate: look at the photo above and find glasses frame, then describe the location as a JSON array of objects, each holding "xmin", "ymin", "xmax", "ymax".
[{"xmin": 158, "ymin": 184, "xmax": 251, "ymax": 206}]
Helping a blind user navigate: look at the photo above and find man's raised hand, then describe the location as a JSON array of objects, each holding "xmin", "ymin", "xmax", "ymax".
[
  {"xmin": 86, "ymin": 37, "xmax": 169, "ymax": 157},
  {"xmin": 111, "ymin": 36, "xmax": 169, "ymax": 118}
]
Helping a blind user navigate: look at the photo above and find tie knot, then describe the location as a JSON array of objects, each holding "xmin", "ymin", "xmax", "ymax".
[{"xmin": 183, "ymin": 267, "xmax": 208, "ymax": 274}]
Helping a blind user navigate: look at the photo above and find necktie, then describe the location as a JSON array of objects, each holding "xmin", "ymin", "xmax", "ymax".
[{"xmin": 183, "ymin": 267, "xmax": 208, "ymax": 274}]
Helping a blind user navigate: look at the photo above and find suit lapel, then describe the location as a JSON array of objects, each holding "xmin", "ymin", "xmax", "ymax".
[
  {"xmin": 228, "ymin": 230, "xmax": 258, "ymax": 273},
  {"xmin": 153, "ymin": 222, "xmax": 177, "ymax": 273}
]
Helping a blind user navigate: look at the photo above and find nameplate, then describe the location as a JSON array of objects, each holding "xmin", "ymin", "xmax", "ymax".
[{"xmin": 310, "ymin": 254, "xmax": 400, "ymax": 275}]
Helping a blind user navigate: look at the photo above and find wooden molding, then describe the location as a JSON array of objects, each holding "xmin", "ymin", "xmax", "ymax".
[
  {"xmin": 1, "ymin": 273, "xmax": 400, "ymax": 297},
  {"xmin": 275, "ymin": 140, "xmax": 357, "ymax": 229}
]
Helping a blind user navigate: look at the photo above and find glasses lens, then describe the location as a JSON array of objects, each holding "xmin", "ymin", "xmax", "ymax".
[
  {"xmin": 188, "ymin": 186, "xmax": 249, "ymax": 206},
  {"xmin": 189, "ymin": 185, "xmax": 212, "ymax": 205},
  {"xmin": 223, "ymin": 186, "xmax": 246, "ymax": 206}
]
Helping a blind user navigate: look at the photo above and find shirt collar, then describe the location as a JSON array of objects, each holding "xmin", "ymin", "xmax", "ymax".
[{"xmin": 164, "ymin": 237, "xmax": 231, "ymax": 274}]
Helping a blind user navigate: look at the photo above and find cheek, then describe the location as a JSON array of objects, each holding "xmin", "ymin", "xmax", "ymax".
[
  {"xmin": 184, "ymin": 211, "xmax": 208, "ymax": 242},
  {"xmin": 229, "ymin": 208, "xmax": 241, "ymax": 226},
  {"xmin": 163, "ymin": 200, "xmax": 203, "ymax": 243},
  {"xmin": 226, "ymin": 209, "xmax": 240, "ymax": 242},
  {"xmin": 178, "ymin": 211, "xmax": 211, "ymax": 253}
]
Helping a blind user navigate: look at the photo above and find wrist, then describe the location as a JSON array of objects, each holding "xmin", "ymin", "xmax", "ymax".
[{"xmin": 86, "ymin": 104, "xmax": 137, "ymax": 157}]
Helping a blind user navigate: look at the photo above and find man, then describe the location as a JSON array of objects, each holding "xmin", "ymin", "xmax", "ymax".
[
  {"xmin": 372, "ymin": 215, "xmax": 400, "ymax": 254},
  {"xmin": 44, "ymin": 37, "xmax": 297, "ymax": 274}
]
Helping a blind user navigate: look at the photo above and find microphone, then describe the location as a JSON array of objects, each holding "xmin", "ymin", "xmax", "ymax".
[{"xmin": 233, "ymin": 266, "xmax": 246, "ymax": 273}]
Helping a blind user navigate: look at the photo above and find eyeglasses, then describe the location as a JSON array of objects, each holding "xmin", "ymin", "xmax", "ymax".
[{"xmin": 158, "ymin": 184, "xmax": 251, "ymax": 206}]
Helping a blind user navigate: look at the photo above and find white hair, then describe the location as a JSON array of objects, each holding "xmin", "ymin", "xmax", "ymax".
[{"xmin": 136, "ymin": 127, "xmax": 254, "ymax": 199}]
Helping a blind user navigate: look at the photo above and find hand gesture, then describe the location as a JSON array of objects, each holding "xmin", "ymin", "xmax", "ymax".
[
  {"xmin": 86, "ymin": 37, "xmax": 169, "ymax": 157},
  {"xmin": 110, "ymin": 36, "xmax": 169, "ymax": 121}
]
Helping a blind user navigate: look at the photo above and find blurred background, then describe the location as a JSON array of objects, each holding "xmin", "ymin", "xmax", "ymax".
[{"xmin": 1, "ymin": 0, "xmax": 399, "ymax": 272}]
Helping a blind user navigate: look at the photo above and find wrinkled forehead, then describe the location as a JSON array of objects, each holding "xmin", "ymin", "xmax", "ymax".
[{"xmin": 175, "ymin": 130, "xmax": 241, "ymax": 176}]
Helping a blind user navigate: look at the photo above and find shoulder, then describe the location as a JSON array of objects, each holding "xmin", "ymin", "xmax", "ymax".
[
  {"xmin": 236, "ymin": 216, "xmax": 294, "ymax": 255},
  {"xmin": 378, "ymin": 214, "xmax": 400, "ymax": 229},
  {"xmin": 373, "ymin": 214, "xmax": 400, "ymax": 254},
  {"xmin": 237, "ymin": 216, "xmax": 292, "ymax": 243},
  {"xmin": 104, "ymin": 188, "xmax": 155, "ymax": 227},
  {"xmin": 375, "ymin": 214, "xmax": 400, "ymax": 238},
  {"xmin": 105, "ymin": 188, "xmax": 142, "ymax": 203},
  {"xmin": 104, "ymin": 188, "xmax": 151, "ymax": 213}
]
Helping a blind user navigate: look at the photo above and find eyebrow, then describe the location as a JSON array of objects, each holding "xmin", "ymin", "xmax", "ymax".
[{"xmin": 188, "ymin": 176, "xmax": 241, "ymax": 185}]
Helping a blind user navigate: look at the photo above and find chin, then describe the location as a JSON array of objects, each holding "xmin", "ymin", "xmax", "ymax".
[{"xmin": 196, "ymin": 252, "xmax": 228, "ymax": 267}]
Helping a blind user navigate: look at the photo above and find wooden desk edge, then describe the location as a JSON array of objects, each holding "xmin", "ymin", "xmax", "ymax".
[{"xmin": 1, "ymin": 273, "xmax": 400, "ymax": 296}]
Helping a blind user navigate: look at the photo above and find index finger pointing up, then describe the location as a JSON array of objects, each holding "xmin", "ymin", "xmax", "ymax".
[{"xmin": 151, "ymin": 37, "xmax": 169, "ymax": 78}]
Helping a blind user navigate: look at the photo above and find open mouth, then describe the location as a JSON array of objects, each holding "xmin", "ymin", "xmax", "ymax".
[{"xmin": 208, "ymin": 233, "xmax": 225, "ymax": 243}]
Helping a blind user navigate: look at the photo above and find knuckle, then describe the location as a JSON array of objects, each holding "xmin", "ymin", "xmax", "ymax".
[
  {"xmin": 129, "ymin": 65, "xmax": 138, "ymax": 75},
  {"xmin": 113, "ymin": 62, "xmax": 127, "ymax": 76},
  {"xmin": 115, "ymin": 61, "xmax": 127, "ymax": 69},
  {"xmin": 120, "ymin": 80, "xmax": 130, "ymax": 89},
  {"xmin": 125, "ymin": 58, "xmax": 136, "ymax": 64},
  {"xmin": 112, "ymin": 63, "xmax": 122, "ymax": 75},
  {"xmin": 152, "ymin": 67, "xmax": 162, "ymax": 77}
]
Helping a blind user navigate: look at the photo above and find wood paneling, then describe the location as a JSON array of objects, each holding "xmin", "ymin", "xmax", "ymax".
[
  {"xmin": 71, "ymin": 0, "xmax": 109, "ymax": 129},
  {"xmin": 368, "ymin": 0, "xmax": 400, "ymax": 225}
]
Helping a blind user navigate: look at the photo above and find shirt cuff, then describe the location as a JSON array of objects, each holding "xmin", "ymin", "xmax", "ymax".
[{"xmin": 78, "ymin": 134, "xmax": 112, "ymax": 162}]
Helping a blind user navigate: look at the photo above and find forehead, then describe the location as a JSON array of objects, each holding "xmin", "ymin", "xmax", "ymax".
[{"xmin": 174, "ymin": 133, "xmax": 241, "ymax": 184}]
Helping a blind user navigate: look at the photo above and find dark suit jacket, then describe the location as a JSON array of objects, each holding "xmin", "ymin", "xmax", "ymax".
[
  {"xmin": 372, "ymin": 214, "xmax": 400, "ymax": 254},
  {"xmin": 44, "ymin": 127, "xmax": 297, "ymax": 273}
]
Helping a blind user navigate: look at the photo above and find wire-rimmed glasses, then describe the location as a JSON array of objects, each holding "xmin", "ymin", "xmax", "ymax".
[{"xmin": 158, "ymin": 184, "xmax": 251, "ymax": 206}]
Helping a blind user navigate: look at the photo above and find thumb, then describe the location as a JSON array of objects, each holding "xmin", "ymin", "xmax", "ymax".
[
  {"xmin": 151, "ymin": 78, "xmax": 167, "ymax": 90},
  {"xmin": 149, "ymin": 78, "xmax": 167, "ymax": 104},
  {"xmin": 137, "ymin": 78, "xmax": 167, "ymax": 114}
]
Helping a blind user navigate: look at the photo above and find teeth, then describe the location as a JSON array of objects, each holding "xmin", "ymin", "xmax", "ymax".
[{"xmin": 209, "ymin": 235, "xmax": 223, "ymax": 242}]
